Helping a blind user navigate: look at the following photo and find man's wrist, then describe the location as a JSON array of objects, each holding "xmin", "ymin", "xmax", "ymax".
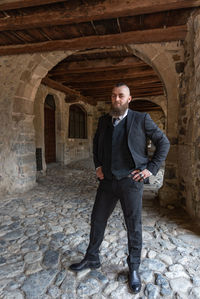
[
  {"xmin": 96, "ymin": 166, "xmax": 102, "ymax": 170},
  {"xmin": 146, "ymin": 169, "xmax": 152, "ymax": 176}
]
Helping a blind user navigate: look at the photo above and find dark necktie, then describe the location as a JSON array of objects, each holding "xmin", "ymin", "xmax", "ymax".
[{"xmin": 112, "ymin": 117, "xmax": 119, "ymax": 126}]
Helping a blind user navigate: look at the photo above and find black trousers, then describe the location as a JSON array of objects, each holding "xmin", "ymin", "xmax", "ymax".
[{"xmin": 85, "ymin": 177, "xmax": 143, "ymax": 270}]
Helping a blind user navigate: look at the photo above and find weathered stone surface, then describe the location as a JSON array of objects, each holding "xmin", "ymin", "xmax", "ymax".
[
  {"xmin": 170, "ymin": 277, "xmax": 192, "ymax": 293},
  {"xmin": 48, "ymin": 286, "xmax": 61, "ymax": 298},
  {"xmin": 42, "ymin": 250, "xmax": 60, "ymax": 268},
  {"xmin": 2, "ymin": 290, "xmax": 24, "ymax": 299},
  {"xmin": 77, "ymin": 278, "xmax": 100, "ymax": 297},
  {"xmin": 140, "ymin": 270, "xmax": 154, "ymax": 283},
  {"xmin": 103, "ymin": 281, "xmax": 119, "ymax": 295},
  {"xmin": 24, "ymin": 251, "xmax": 42, "ymax": 264},
  {"xmin": 21, "ymin": 240, "xmax": 39, "ymax": 252},
  {"xmin": 190, "ymin": 287, "xmax": 200, "ymax": 299},
  {"xmin": 3, "ymin": 229, "xmax": 24, "ymax": 241},
  {"xmin": 55, "ymin": 270, "xmax": 67, "ymax": 287},
  {"xmin": 25, "ymin": 261, "xmax": 43, "ymax": 275},
  {"xmin": 60, "ymin": 272, "xmax": 76, "ymax": 298},
  {"xmin": 21, "ymin": 269, "xmax": 58, "ymax": 298},
  {"xmin": 0, "ymin": 262, "xmax": 24, "ymax": 280},
  {"xmin": 158, "ymin": 253, "xmax": 173, "ymax": 265},
  {"xmin": 178, "ymin": 233, "xmax": 200, "ymax": 247},
  {"xmin": 144, "ymin": 283, "xmax": 159, "ymax": 299},
  {"xmin": 141, "ymin": 258, "xmax": 166, "ymax": 272}
]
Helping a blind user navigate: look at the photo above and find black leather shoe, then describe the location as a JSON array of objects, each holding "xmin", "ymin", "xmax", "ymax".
[
  {"xmin": 69, "ymin": 258, "xmax": 101, "ymax": 272},
  {"xmin": 128, "ymin": 270, "xmax": 141, "ymax": 294}
]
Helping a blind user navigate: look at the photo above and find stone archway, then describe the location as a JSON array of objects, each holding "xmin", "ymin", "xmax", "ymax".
[
  {"xmin": 130, "ymin": 98, "xmax": 166, "ymax": 132},
  {"xmin": 133, "ymin": 96, "xmax": 167, "ymax": 118},
  {"xmin": 126, "ymin": 43, "xmax": 181, "ymax": 206},
  {"xmin": 0, "ymin": 51, "xmax": 76, "ymax": 193},
  {"xmin": 34, "ymin": 84, "xmax": 65, "ymax": 174},
  {"xmin": 0, "ymin": 44, "xmax": 180, "ymax": 199}
]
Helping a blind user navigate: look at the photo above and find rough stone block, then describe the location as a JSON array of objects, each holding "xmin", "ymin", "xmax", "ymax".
[
  {"xmin": 13, "ymin": 98, "xmax": 34, "ymax": 115},
  {"xmin": 17, "ymin": 154, "xmax": 36, "ymax": 166}
]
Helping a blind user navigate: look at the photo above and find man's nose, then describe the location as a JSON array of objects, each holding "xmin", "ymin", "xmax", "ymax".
[{"xmin": 115, "ymin": 95, "xmax": 120, "ymax": 101}]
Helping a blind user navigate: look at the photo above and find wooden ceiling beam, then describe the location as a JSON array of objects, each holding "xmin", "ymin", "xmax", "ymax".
[
  {"xmin": 49, "ymin": 64, "xmax": 152, "ymax": 78},
  {"xmin": 51, "ymin": 57, "xmax": 145, "ymax": 74},
  {"xmin": 42, "ymin": 77, "xmax": 94, "ymax": 104},
  {"xmin": 0, "ymin": 0, "xmax": 199, "ymax": 30},
  {"xmin": 83, "ymin": 84, "xmax": 164, "ymax": 92},
  {"xmin": 0, "ymin": 0, "xmax": 64, "ymax": 11},
  {"xmin": 55, "ymin": 65, "xmax": 145, "ymax": 74},
  {"xmin": 63, "ymin": 76, "xmax": 163, "ymax": 89},
  {"xmin": 0, "ymin": 25, "xmax": 187, "ymax": 55},
  {"xmin": 49, "ymin": 69, "xmax": 157, "ymax": 83}
]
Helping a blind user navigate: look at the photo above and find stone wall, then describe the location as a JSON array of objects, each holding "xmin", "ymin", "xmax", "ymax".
[{"xmin": 178, "ymin": 11, "xmax": 200, "ymax": 220}]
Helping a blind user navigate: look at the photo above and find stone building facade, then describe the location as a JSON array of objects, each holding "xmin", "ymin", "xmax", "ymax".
[{"xmin": 0, "ymin": 11, "xmax": 200, "ymax": 222}]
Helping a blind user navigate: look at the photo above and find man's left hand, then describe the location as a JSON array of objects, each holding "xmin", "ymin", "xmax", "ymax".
[{"xmin": 131, "ymin": 169, "xmax": 152, "ymax": 182}]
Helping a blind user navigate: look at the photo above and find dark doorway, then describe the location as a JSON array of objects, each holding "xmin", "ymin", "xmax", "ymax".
[{"xmin": 44, "ymin": 94, "xmax": 56, "ymax": 163}]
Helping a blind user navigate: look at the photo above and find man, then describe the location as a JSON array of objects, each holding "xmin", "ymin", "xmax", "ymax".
[{"xmin": 70, "ymin": 83, "xmax": 170, "ymax": 294}]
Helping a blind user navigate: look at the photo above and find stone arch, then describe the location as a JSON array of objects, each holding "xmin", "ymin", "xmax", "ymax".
[
  {"xmin": 126, "ymin": 44, "xmax": 180, "ymax": 205},
  {"xmin": 131, "ymin": 98, "xmax": 166, "ymax": 132},
  {"xmin": 127, "ymin": 43, "xmax": 179, "ymax": 139},
  {"xmin": 11, "ymin": 45, "xmax": 179, "ymax": 201},
  {"xmin": 34, "ymin": 87, "xmax": 65, "ymax": 174},
  {"xmin": 13, "ymin": 50, "xmax": 76, "ymax": 116},
  {"xmin": 132, "ymin": 97, "xmax": 167, "ymax": 117}
]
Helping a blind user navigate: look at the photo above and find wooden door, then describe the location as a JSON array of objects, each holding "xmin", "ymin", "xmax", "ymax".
[{"xmin": 44, "ymin": 106, "xmax": 56, "ymax": 163}]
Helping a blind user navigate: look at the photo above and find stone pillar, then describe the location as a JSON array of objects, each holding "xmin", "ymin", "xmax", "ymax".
[
  {"xmin": 178, "ymin": 12, "xmax": 200, "ymax": 220},
  {"xmin": 11, "ymin": 109, "xmax": 37, "ymax": 192},
  {"xmin": 56, "ymin": 96, "xmax": 66, "ymax": 164}
]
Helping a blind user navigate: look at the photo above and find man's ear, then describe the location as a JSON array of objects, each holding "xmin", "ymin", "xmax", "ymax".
[{"xmin": 128, "ymin": 96, "xmax": 132, "ymax": 103}]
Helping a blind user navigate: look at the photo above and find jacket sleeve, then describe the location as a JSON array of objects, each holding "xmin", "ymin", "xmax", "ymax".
[
  {"xmin": 93, "ymin": 117, "xmax": 102, "ymax": 169},
  {"xmin": 144, "ymin": 113, "xmax": 170, "ymax": 175}
]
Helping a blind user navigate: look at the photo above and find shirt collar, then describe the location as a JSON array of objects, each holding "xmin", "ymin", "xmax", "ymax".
[{"xmin": 118, "ymin": 109, "xmax": 128, "ymax": 120}]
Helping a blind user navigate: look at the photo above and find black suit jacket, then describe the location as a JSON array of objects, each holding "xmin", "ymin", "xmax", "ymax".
[{"xmin": 93, "ymin": 109, "xmax": 170, "ymax": 176}]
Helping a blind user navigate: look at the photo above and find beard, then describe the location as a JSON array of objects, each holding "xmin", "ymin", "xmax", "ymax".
[{"xmin": 109, "ymin": 101, "xmax": 129, "ymax": 117}]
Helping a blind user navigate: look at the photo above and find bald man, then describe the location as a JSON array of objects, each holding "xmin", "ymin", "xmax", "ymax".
[{"xmin": 70, "ymin": 83, "xmax": 170, "ymax": 294}]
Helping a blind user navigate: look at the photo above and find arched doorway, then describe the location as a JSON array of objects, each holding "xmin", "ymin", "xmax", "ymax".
[{"xmin": 44, "ymin": 94, "xmax": 56, "ymax": 163}]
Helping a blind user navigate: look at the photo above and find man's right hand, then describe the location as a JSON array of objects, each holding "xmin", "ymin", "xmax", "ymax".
[{"xmin": 96, "ymin": 166, "xmax": 104, "ymax": 180}]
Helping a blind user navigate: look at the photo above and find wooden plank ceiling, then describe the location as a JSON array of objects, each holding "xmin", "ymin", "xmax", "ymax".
[{"xmin": 0, "ymin": 0, "xmax": 199, "ymax": 104}]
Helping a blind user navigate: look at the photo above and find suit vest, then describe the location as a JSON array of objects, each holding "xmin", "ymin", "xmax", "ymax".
[{"xmin": 102, "ymin": 116, "xmax": 135, "ymax": 180}]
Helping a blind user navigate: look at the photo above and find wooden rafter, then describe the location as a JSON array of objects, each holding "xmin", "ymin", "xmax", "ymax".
[
  {"xmin": 0, "ymin": 25, "xmax": 187, "ymax": 55},
  {"xmin": 0, "ymin": 0, "xmax": 64, "ymax": 11},
  {"xmin": 0, "ymin": 0, "xmax": 199, "ymax": 30},
  {"xmin": 50, "ymin": 57, "xmax": 144, "ymax": 74},
  {"xmin": 49, "ymin": 69, "xmax": 157, "ymax": 83},
  {"xmin": 42, "ymin": 77, "xmax": 94, "ymax": 105}
]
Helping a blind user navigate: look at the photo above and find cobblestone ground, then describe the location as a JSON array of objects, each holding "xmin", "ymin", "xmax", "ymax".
[{"xmin": 0, "ymin": 158, "xmax": 200, "ymax": 299}]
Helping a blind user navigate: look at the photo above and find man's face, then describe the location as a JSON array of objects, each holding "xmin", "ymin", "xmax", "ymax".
[{"xmin": 110, "ymin": 85, "xmax": 132, "ymax": 116}]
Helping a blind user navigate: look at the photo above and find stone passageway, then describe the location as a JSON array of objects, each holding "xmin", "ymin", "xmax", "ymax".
[{"xmin": 0, "ymin": 159, "xmax": 200, "ymax": 299}]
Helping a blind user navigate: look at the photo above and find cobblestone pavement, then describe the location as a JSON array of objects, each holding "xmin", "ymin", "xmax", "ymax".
[{"xmin": 0, "ymin": 158, "xmax": 200, "ymax": 299}]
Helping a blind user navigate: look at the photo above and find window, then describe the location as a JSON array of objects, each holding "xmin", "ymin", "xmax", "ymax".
[{"xmin": 68, "ymin": 105, "xmax": 87, "ymax": 139}]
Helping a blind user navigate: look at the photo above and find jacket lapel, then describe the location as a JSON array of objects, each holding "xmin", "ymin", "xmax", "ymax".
[{"xmin": 127, "ymin": 109, "xmax": 135, "ymax": 136}]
